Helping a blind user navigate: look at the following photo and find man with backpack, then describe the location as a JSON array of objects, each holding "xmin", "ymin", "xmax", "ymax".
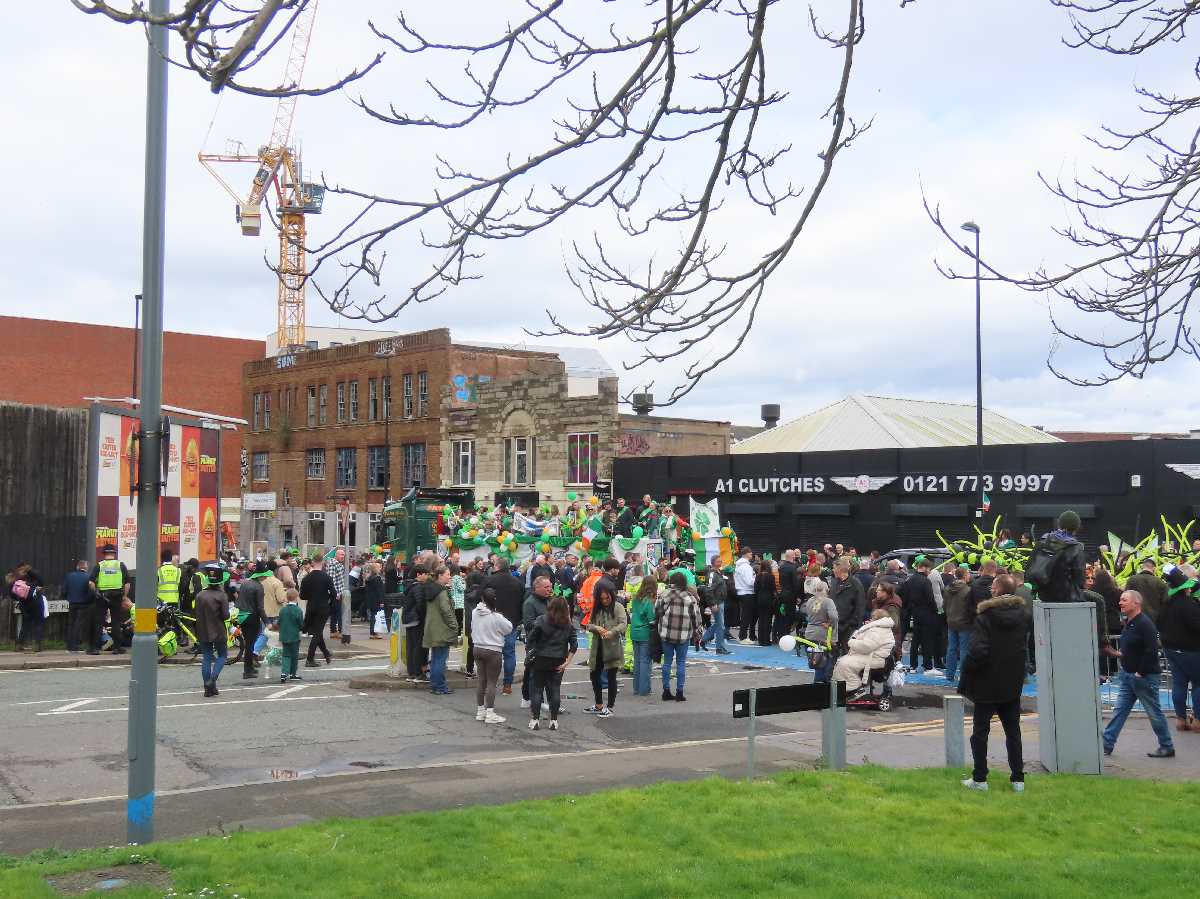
[{"xmin": 1027, "ymin": 511, "xmax": 1086, "ymax": 604}]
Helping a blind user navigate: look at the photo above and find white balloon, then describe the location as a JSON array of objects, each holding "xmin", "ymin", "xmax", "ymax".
[{"xmin": 778, "ymin": 635, "xmax": 796, "ymax": 653}]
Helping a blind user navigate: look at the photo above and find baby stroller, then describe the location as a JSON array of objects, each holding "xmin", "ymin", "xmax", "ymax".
[{"xmin": 845, "ymin": 654, "xmax": 897, "ymax": 713}]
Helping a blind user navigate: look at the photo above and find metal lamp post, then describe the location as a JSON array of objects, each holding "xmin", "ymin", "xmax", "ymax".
[{"xmin": 961, "ymin": 221, "xmax": 983, "ymax": 514}]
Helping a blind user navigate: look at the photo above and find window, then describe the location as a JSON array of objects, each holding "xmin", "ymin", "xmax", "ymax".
[
  {"xmin": 382, "ymin": 376, "xmax": 392, "ymax": 419},
  {"xmin": 368, "ymin": 446, "xmax": 389, "ymax": 490},
  {"xmin": 336, "ymin": 447, "xmax": 357, "ymax": 488},
  {"xmin": 306, "ymin": 447, "xmax": 326, "ymax": 480},
  {"xmin": 403, "ymin": 373, "xmax": 413, "ymax": 418},
  {"xmin": 336, "ymin": 382, "xmax": 346, "ymax": 422},
  {"xmin": 307, "ymin": 386, "xmax": 317, "ymax": 426},
  {"xmin": 263, "ymin": 391, "xmax": 271, "ymax": 430},
  {"xmin": 418, "ymin": 371, "xmax": 428, "ymax": 417},
  {"xmin": 401, "ymin": 443, "xmax": 426, "ymax": 488},
  {"xmin": 319, "ymin": 384, "xmax": 328, "ymax": 424},
  {"xmin": 504, "ymin": 436, "xmax": 535, "ymax": 486},
  {"xmin": 349, "ymin": 381, "xmax": 359, "ymax": 421},
  {"xmin": 368, "ymin": 379, "xmax": 378, "ymax": 421},
  {"xmin": 567, "ymin": 432, "xmax": 598, "ymax": 485},
  {"xmin": 252, "ymin": 393, "xmax": 261, "ymax": 431},
  {"xmin": 452, "ymin": 439, "xmax": 475, "ymax": 486},
  {"xmin": 308, "ymin": 511, "xmax": 325, "ymax": 545},
  {"xmin": 252, "ymin": 451, "xmax": 269, "ymax": 482}
]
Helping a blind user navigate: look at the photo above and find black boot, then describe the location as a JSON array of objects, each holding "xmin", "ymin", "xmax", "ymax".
[
  {"xmin": 661, "ymin": 688, "xmax": 674, "ymax": 701},
  {"xmin": 203, "ymin": 681, "xmax": 215, "ymax": 697}
]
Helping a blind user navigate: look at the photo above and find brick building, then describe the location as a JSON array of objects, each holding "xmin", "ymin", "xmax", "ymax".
[
  {"xmin": 439, "ymin": 359, "xmax": 620, "ymax": 509},
  {"xmin": 617, "ymin": 413, "xmax": 732, "ymax": 458},
  {"xmin": 0, "ymin": 315, "xmax": 260, "ymax": 506},
  {"xmin": 240, "ymin": 329, "xmax": 561, "ymax": 551}
]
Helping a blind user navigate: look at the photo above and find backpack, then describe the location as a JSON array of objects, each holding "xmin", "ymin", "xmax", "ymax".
[{"xmin": 1025, "ymin": 538, "xmax": 1065, "ymax": 591}]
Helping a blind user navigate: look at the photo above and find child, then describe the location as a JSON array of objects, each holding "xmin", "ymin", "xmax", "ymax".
[{"xmin": 277, "ymin": 588, "xmax": 304, "ymax": 683}]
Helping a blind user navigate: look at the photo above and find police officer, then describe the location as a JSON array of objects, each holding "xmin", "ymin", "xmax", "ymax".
[
  {"xmin": 89, "ymin": 545, "xmax": 130, "ymax": 654},
  {"xmin": 157, "ymin": 550, "xmax": 181, "ymax": 607}
]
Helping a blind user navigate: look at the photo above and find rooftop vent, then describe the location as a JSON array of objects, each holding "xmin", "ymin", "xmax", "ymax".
[
  {"xmin": 631, "ymin": 392, "xmax": 654, "ymax": 416},
  {"xmin": 761, "ymin": 403, "xmax": 780, "ymax": 429}
]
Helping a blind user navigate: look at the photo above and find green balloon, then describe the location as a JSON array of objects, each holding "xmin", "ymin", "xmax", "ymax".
[
  {"xmin": 567, "ymin": 491, "xmax": 578, "ymax": 501},
  {"xmin": 968, "ymin": 553, "xmax": 978, "ymax": 566},
  {"xmin": 632, "ymin": 526, "xmax": 644, "ymax": 539}
]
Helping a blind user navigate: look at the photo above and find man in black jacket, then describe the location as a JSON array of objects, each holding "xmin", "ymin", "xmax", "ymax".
[
  {"xmin": 1029, "ymin": 511, "xmax": 1086, "ymax": 603},
  {"xmin": 300, "ymin": 556, "xmax": 336, "ymax": 668},
  {"xmin": 773, "ymin": 551, "xmax": 798, "ymax": 643},
  {"xmin": 1125, "ymin": 559, "xmax": 1169, "ymax": 623},
  {"xmin": 520, "ymin": 575, "xmax": 553, "ymax": 708},
  {"xmin": 829, "ymin": 560, "xmax": 866, "ymax": 653},
  {"xmin": 1158, "ymin": 571, "xmax": 1200, "ymax": 731},
  {"xmin": 485, "ymin": 565, "xmax": 525, "ymax": 694},
  {"xmin": 236, "ymin": 561, "xmax": 269, "ymax": 679},
  {"xmin": 1101, "ymin": 589, "xmax": 1175, "ymax": 758},
  {"xmin": 960, "ymin": 575, "xmax": 1032, "ymax": 791},
  {"xmin": 898, "ymin": 557, "xmax": 940, "ymax": 674}
]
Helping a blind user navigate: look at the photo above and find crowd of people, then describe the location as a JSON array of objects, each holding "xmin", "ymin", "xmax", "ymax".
[{"xmin": 5, "ymin": 504, "xmax": 1199, "ymax": 793}]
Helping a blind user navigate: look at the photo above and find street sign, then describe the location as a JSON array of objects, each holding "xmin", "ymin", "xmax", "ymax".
[{"xmin": 732, "ymin": 682, "xmax": 845, "ymax": 718}]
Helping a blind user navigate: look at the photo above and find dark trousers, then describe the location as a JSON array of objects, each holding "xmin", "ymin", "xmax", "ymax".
[
  {"xmin": 772, "ymin": 602, "xmax": 795, "ymax": 643},
  {"xmin": 17, "ymin": 613, "xmax": 44, "ymax": 647},
  {"xmin": 725, "ymin": 596, "xmax": 741, "ymax": 631},
  {"xmin": 970, "ymin": 699, "xmax": 1024, "ymax": 783},
  {"xmin": 329, "ymin": 598, "xmax": 341, "ymax": 634},
  {"xmin": 590, "ymin": 666, "xmax": 618, "ymax": 708},
  {"xmin": 521, "ymin": 648, "xmax": 537, "ymax": 701},
  {"xmin": 281, "ymin": 641, "xmax": 300, "ymax": 677},
  {"xmin": 532, "ymin": 665, "xmax": 564, "ymax": 720},
  {"xmin": 738, "ymin": 596, "xmax": 756, "ymax": 640},
  {"xmin": 66, "ymin": 604, "xmax": 90, "ymax": 651},
  {"xmin": 756, "ymin": 599, "xmax": 775, "ymax": 646},
  {"xmin": 105, "ymin": 593, "xmax": 128, "ymax": 651},
  {"xmin": 406, "ymin": 623, "xmax": 428, "ymax": 676},
  {"xmin": 909, "ymin": 618, "xmax": 938, "ymax": 671},
  {"xmin": 934, "ymin": 616, "xmax": 948, "ymax": 668},
  {"xmin": 242, "ymin": 617, "xmax": 261, "ymax": 674},
  {"xmin": 85, "ymin": 600, "xmax": 106, "ymax": 651},
  {"xmin": 307, "ymin": 613, "xmax": 331, "ymax": 663}
]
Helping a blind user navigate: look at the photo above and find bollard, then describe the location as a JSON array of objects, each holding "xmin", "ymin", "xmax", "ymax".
[
  {"xmin": 746, "ymin": 688, "xmax": 758, "ymax": 781},
  {"xmin": 821, "ymin": 678, "xmax": 846, "ymax": 770},
  {"xmin": 944, "ymin": 694, "xmax": 965, "ymax": 768}
]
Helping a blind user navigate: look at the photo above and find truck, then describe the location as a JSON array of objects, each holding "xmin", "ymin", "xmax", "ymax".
[{"xmin": 375, "ymin": 486, "xmax": 475, "ymax": 564}]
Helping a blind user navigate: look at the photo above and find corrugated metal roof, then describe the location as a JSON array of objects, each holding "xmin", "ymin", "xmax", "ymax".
[{"xmin": 732, "ymin": 394, "xmax": 1061, "ymax": 454}]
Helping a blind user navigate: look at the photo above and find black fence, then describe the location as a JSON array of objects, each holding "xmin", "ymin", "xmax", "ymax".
[
  {"xmin": 0, "ymin": 403, "xmax": 90, "ymax": 585},
  {"xmin": 613, "ymin": 439, "xmax": 1200, "ymax": 557}
]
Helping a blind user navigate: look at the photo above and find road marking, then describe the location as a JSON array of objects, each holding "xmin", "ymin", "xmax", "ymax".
[
  {"xmin": 869, "ymin": 712, "xmax": 1038, "ymax": 735},
  {"xmin": 14, "ymin": 681, "xmax": 338, "ymax": 707},
  {"xmin": 265, "ymin": 685, "xmax": 309, "ymax": 700},
  {"xmin": 36, "ymin": 693, "xmax": 356, "ymax": 716},
  {"xmin": 48, "ymin": 699, "xmax": 97, "ymax": 713}
]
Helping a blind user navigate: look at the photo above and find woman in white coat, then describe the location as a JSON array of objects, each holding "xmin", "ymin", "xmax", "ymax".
[{"xmin": 833, "ymin": 610, "xmax": 897, "ymax": 691}]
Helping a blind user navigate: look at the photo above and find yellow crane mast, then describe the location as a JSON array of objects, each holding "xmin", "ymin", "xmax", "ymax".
[{"xmin": 199, "ymin": 0, "xmax": 323, "ymax": 353}]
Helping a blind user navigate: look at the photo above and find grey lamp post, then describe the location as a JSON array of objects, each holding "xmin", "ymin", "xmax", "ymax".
[{"xmin": 961, "ymin": 221, "xmax": 983, "ymax": 514}]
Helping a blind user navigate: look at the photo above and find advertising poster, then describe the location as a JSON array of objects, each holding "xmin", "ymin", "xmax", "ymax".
[{"xmin": 91, "ymin": 408, "xmax": 221, "ymax": 569}]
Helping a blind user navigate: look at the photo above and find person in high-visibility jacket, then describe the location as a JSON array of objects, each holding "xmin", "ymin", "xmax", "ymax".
[
  {"xmin": 89, "ymin": 544, "xmax": 130, "ymax": 655},
  {"xmin": 157, "ymin": 550, "xmax": 181, "ymax": 606}
]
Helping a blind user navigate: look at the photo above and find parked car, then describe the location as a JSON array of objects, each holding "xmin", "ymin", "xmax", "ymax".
[{"xmin": 877, "ymin": 547, "xmax": 952, "ymax": 571}]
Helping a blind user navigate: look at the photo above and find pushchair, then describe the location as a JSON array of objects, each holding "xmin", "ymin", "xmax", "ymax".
[{"xmin": 845, "ymin": 653, "xmax": 897, "ymax": 713}]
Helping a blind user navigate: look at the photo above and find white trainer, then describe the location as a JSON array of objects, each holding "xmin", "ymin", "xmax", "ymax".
[
  {"xmin": 1011, "ymin": 782, "xmax": 1025, "ymax": 794},
  {"xmin": 520, "ymin": 698, "xmax": 531, "ymax": 709},
  {"xmin": 484, "ymin": 710, "xmax": 506, "ymax": 725},
  {"xmin": 475, "ymin": 706, "xmax": 486, "ymax": 721},
  {"xmin": 961, "ymin": 778, "xmax": 988, "ymax": 792},
  {"xmin": 528, "ymin": 718, "xmax": 540, "ymax": 731},
  {"xmin": 547, "ymin": 720, "xmax": 559, "ymax": 731}
]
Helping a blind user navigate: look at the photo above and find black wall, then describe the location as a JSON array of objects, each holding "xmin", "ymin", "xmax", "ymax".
[{"xmin": 613, "ymin": 440, "xmax": 1200, "ymax": 557}]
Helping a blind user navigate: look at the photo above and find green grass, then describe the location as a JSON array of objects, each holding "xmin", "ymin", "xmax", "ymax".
[
  {"xmin": 3, "ymin": 767, "xmax": 1197, "ymax": 898},
  {"xmin": 0, "ymin": 640, "xmax": 66, "ymax": 653}
]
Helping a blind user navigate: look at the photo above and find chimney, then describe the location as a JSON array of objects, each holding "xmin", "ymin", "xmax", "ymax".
[
  {"xmin": 632, "ymin": 392, "xmax": 654, "ymax": 416},
  {"xmin": 761, "ymin": 403, "xmax": 780, "ymax": 429}
]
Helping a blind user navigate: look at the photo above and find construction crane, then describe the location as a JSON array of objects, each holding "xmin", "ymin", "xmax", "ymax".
[{"xmin": 199, "ymin": 0, "xmax": 324, "ymax": 354}]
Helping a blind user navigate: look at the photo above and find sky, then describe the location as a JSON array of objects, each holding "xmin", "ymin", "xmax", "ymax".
[{"xmin": 3, "ymin": 1, "xmax": 1197, "ymax": 433}]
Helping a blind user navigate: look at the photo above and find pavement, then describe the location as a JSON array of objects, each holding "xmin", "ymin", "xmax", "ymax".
[{"xmin": 0, "ymin": 623, "xmax": 1194, "ymax": 856}]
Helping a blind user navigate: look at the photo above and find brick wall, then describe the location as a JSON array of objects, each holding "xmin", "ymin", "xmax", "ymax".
[
  {"xmin": 0, "ymin": 316, "xmax": 263, "ymax": 499},
  {"xmin": 618, "ymin": 413, "xmax": 732, "ymax": 457}
]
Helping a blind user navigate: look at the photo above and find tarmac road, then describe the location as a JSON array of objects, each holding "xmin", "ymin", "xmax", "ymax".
[{"xmin": 0, "ymin": 624, "xmax": 1189, "ymax": 854}]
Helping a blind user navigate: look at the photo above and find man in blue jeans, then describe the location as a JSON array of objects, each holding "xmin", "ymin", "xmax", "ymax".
[
  {"xmin": 700, "ymin": 557, "xmax": 733, "ymax": 655},
  {"xmin": 1102, "ymin": 590, "xmax": 1175, "ymax": 758},
  {"xmin": 484, "ymin": 565, "xmax": 525, "ymax": 695}
]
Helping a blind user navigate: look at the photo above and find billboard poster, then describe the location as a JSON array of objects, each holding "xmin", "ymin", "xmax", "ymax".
[{"xmin": 90, "ymin": 408, "xmax": 221, "ymax": 569}]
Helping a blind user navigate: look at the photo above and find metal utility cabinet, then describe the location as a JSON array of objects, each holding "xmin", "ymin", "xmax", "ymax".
[{"xmin": 1034, "ymin": 602, "xmax": 1104, "ymax": 775}]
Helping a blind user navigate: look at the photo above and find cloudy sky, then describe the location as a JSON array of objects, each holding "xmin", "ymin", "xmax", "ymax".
[{"xmin": 4, "ymin": 1, "xmax": 1196, "ymax": 432}]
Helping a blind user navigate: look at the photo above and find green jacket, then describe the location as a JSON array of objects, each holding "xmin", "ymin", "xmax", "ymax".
[
  {"xmin": 422, "ymin": 586, "xmax": 459, "ymax": 649},
  {"xmin": 278, "ymin": 602, "xmax": 304, "ymax": 644},
  {"xmin": 588, "ymin": 601, "xmax": 628, "ymax": 670},
  {"xmin": 629, "ymin": 598, "xmax": 655, "ymax": 642}
]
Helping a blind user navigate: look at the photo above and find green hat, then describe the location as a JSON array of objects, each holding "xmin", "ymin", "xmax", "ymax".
[{"xmin": 1058, "ymin": 510, "xmax": 1081, "ymax": 532}]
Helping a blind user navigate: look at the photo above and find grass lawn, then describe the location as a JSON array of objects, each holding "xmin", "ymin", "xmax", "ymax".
[{"xmin": 3, "ymin": 766, "xmax": 1197, "ymax": 898}]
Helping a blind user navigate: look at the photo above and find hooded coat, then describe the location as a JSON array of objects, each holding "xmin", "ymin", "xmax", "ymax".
[
  {"xmin": 833, "ymin": 616, "xmax": 896, "ymax": 690},
  {"xmin": 958, "ymin": 595, "xmax": 1031, "ymax": 704}
]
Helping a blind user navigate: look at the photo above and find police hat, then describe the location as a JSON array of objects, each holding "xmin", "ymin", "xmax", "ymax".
[{"xmin": 102, "ymin": 544, "xmax": 117, "ymax": 555}]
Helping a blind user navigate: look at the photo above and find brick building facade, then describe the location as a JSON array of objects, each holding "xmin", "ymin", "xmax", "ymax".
[
  {"xmin": 439, "ymin": 360, "xmax": 620, "ymax": 509},
  {"xmin": 240, "ymin": 329, "xmax": 560, "ymax": 551},
  {"xmin": 617, "ymin": 413, "xmax": 732, "ymax": 458},
  {"xmin": 0, "ymin": 315, "xmax": 261, "ymax": 503}
]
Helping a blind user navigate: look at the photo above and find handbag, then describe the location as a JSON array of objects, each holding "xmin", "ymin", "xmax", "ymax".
[{"xmin": 887, "ymin": 666, "xmax": 907, "ymax": 690}]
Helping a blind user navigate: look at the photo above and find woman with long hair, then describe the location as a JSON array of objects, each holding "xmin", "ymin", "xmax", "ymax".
[
  {"xmin": 629, "ymin": 576, "xmax": 658, "ymax": 696},
  {"xmin": 471, "ymin": 586, "xmax": 512, "ymax": 724},
  {"xmin": 585, "ymin": 578, "xmax": 627, "ymax": 717},
  {"xmin": 525, "ymin": 595, "xmax": 578, "ymax": 730}
]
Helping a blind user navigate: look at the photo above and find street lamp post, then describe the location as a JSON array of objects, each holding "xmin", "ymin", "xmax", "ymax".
[{"xmin": 961, "ymin": 221, "xmax": 984, "ymax": 514}]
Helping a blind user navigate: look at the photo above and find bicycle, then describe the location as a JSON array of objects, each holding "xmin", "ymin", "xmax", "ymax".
[{"xmin": 157, "ymin": 603, "xmax": 244, "ymax": 664}]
